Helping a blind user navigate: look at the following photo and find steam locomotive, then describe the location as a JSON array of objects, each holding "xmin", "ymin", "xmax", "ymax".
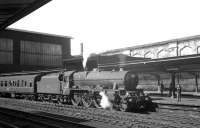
[{"xmin": 0, "ymin": 70, "xmax": 157, "ymax": 112}]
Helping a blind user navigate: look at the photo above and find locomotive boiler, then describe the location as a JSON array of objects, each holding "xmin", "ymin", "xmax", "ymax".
[
  {"xmin": 73, "ymin": 70, "xmax": 138, "ymax": 91},
  {"xmin": 0, "ymin": 70, "xmax": 157, "ymax": 112},
  {"xmin": 71, "ymin": 70, "xmax": 156, "ymax": 111}
]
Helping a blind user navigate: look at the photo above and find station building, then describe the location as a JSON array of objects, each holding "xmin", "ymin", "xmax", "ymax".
[
  {"xmin": 0, "ymin": 0, "xmax": 72, "ymax": 73},
  {"xmin": 99, "ymin": 35, "xmax": 200, "ymax": 93},
  {"xmin": 0, "ymin": 29, "xmax": 71, "ymax": 73}
]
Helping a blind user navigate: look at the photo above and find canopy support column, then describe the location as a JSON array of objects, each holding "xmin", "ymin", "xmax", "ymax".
[
  {"xmin": 170, "ymin": 72, "xmax": 176, "ymax": 98},
  {"xmin": 195, "ymin": 73, "xmax": 199, "ymax": 93}
]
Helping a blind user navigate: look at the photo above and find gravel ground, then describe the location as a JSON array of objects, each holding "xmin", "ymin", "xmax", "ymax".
[{"xmin": 0, "ymin": 98, "xmax": 199, "ymax": 128}]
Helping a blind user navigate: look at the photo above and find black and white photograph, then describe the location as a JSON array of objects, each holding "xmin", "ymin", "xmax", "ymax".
[{"xmin": 0, "ymin": 0, "xmax": 200, "ymax": 128}]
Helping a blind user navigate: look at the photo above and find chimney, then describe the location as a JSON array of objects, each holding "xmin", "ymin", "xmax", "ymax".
[{"xmin": 80, "ymin": 43, "xmax": 83, "ymax": 56}]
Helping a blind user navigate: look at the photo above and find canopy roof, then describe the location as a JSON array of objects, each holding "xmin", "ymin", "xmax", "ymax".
[
  {"xmin": 99, "ymin": 54, "xmax": 200, "ymax": 73},
  {"xmin": 0, "ymin": 0, "xmax": 51, "ymax": 29}
]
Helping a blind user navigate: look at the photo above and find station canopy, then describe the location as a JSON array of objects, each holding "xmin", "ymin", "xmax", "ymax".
[
  {"xmin": 0, "ymin": 0, "xmax": 51, "ymax": 30},
  {"xmin": 64, "ymin": 54, "xmax": 200, "ymax": 73},
  {"xmin": 99, "ymin": 54, "xmax": 200, "ymax": 73}
]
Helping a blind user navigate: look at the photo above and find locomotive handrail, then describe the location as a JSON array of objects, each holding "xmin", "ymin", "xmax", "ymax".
[{"xmin": 0, "ymin": 69, "xmax": 61, "ymax": 77}]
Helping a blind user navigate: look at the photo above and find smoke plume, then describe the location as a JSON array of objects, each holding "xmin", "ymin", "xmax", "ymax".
[{"xmin": 82, "ymin": 50, "xmax": 90, "ymax": 70}]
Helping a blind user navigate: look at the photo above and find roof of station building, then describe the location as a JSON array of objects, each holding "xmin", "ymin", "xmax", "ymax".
[
  {"xmin": 0, "ymin": 0, "xmax": 51, "ymax": 30},
  {"xmin": 101, "ymin": 35, "xmax": 200, "ymax": 55},
  {"xmin": 5, "ymin": 28, "xmax": 72, "ymax": 39}
]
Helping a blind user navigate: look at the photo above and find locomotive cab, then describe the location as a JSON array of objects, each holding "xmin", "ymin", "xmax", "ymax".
[{"xmin": 61, "ymin": 71, "xmax": 76, "ymax": 95}]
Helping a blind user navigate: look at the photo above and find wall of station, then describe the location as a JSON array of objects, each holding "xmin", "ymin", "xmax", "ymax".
[
  {"xmin": 20, "ymin": 41, "xmax": 62, "ymax": 66},
  {"xmin": 137, "ymin": 72, "xmax": 200, "ymax": 92},
  {"xmin": 0, "ymin": 29, "xmax": 71, "ymax": 73},
  {"xmin": 0, "ymin": 38, "xmax": 13, "ymax": 64}
]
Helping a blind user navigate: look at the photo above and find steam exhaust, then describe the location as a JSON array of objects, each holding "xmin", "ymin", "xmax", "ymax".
[
  {"xmin": 81, "ymin": 43, "xmax": 90, "ymax": 70},
  {"xmin": 99, "ymin": 91, "xmax": 112, "ymax": 110}
]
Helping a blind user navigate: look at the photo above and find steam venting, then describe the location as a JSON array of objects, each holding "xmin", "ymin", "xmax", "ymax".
[
  {"xmin": 83, "ymin": 52, "xmax": 89, "ymax": 70},
  {"xmin": 99, "ymin": 91, "xmax": 112, "ymax": 109},
  {"xmin": 81, "ymin": 43, "xmax": 89, "ymax": 70}
]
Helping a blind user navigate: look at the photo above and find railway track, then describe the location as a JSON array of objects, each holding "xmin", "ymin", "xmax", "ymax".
[
  {"xmin": 0, "ymin": 97, "xmax": 200, "ymax": 128},
  {"xmin": 0, "ymin": 98, "xmax": 163, "ymax": 128},
  {"xmin": 157, "ymin": 103, "xmax": 200, "ymax": 112},
  {"xmin": 0, "ymin": 107, "xmax": 94, "ymax": 128}
]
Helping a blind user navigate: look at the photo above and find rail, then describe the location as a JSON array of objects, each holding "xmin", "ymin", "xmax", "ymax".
[
  {"xmin": 158, "ymin": 103, "xmax": 200, "ymax": 112},
  {"xmin": 0, "ymin": 107, "xmax": 93, "ymax": 128}
]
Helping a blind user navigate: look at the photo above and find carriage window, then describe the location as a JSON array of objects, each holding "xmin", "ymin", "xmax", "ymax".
[
  {"xmin": 8, "ymin": 81, "xmax": 11, "ymax": 86},
  {"xmin": 24, "ymin": 81, "xmax": 27, "ymax": 87},
  {"xmin": 13, "ymin": 81, "xmax": 15, "ymax": 86},
  {"xmin": 30, "ymin": 83, "xmax": 32, "ymax": 87},
  {"xmin": 5, "ymin": 81, "xmax": 7, "ymax": 87},
  {"xmin": 21, "ymin": 80, "xmax": 24, "ymax": 87},
  {"xmin": 9, "ymin": 81, "xmax": 12, "ymax": 87},
  {"xmin": 0, "ymin": 81, "xmax": 3, "ymax": 87},
  {"xmin": 17, "ymin": 80, "xmax": 20, "ymax": 87}
]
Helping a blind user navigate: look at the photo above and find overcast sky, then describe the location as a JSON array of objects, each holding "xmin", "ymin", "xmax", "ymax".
[{"xmin": 10, "ymin": 0, "xmax": 200, "ymax": 56}]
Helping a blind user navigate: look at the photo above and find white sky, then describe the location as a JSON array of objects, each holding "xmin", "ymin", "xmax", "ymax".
[{"xmin": 9, "ymin": 0, "xmax": 200, "ymax": 56}]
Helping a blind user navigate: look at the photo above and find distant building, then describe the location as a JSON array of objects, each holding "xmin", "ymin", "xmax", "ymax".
[
  {"xmin": 63, "ymin": 55, "xmax": 84, "ymax": 71},
  {"xmin": 0, "ymin": 29, "xmax": 71, "ymax": 73}
]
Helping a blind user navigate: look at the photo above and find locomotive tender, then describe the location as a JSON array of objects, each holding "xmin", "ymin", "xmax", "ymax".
[{"xmin": 0, "ymin": 70, "xmax": 156, "ymax": 112}]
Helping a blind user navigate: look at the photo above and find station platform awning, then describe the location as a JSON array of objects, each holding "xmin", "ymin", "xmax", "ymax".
[
  {"xmin": 0, "ymin": 0, "xmax": 51, "ymax": 30},
  {"xmin": 99, "ymin": 54, "xmax": 200, "ymax": 73}
]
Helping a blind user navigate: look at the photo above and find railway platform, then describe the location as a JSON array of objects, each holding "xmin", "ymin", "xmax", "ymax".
[
  {"xmin": 146, "ymin": 91, "xmax": 200, "ymax": 97},
  {"xmin": 146, "ymin": 91, "xmax": 200, "ymax": 107}
]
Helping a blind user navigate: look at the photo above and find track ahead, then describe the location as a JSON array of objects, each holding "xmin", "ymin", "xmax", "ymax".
[
  {"xmin": 158, "ymin": 103, "xmax": 200, "ymax": 112},
  {"xmin": 0, "ymin": 107, "xmax": 94, "ymax": 128},
  {"xmin": 0, "ymin": 98, "xmax": 200, "ymax": 128}
]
